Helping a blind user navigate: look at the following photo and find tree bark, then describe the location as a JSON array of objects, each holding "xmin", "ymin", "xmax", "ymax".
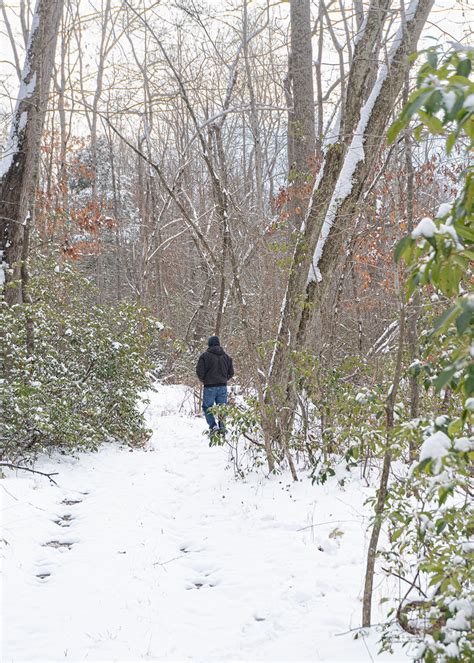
[
  {"xmin": 264, "ymin": 0, "xmax": 396, "ymax": 446},
  {"xmin": 402, "ymin": 77, "xmax": 420, "ymax": 457},
  {"xmin": 362, "ymin": 304, "xmax": 406, "ymax": 626},
  {"xmin": 287, "ymin": 0, "xmax": 316, "ymax": 226},
  {"xmin": 299, "ymin": 0, "xmax": 434, "ymax": 345},
  {"xmin": 0, "ymin": 0, "xmax": 64, "ymax": 304},
  {"xmin": 264, "ymin": 0, "xmax": 434, "ymax": 455}
]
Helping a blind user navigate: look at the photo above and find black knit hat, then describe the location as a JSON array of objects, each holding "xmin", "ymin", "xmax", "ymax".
[{"xmin": 208, "ymin": 335, "xmax": 220, "ymax": 347}]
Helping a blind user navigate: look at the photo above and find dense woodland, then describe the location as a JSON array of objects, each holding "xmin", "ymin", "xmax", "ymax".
[{"xmin": 1, "ymin": 0, "xmax": 473, "ymax": 660}]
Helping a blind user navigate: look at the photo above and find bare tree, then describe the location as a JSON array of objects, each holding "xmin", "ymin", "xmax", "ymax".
[{"xmin": 263, "ymin": 0, "xmax": 435, "ymax": 460}]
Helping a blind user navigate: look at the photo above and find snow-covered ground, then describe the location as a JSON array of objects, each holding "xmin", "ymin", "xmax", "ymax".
[{"xmin": 2, "ymin": 385, "xmax": 405, "ymax": 661}]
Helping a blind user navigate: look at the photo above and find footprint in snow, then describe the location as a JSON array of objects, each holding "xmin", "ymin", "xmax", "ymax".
[
  {"xmin": 185, "ymin": 566, "xmax": 221, "ymax": 590},
  {"xmin": 35, "ymin": 496, "xmax": 85, "ymax": 582},
  {"xmin": 54, "ymin": 514, "xmax": 74, "ymax": 528},
  {"xmin": 42, "ymin": 540, "xmax": 74, "ymax": 551},
  {"xmin": 54, "ymin": 493, "xmax": 84, "ymax": 527},
  {"xmin": 185, "ymin": 577, "xmax": 218, "ymax": 590},
  {"xmin": 34, "ymin": 558, "xmax": 54, "ymax": 582},
  {"xmin": 253, "ymin": 611, "xmax": 268, "ymax": 622},
  {"xmin": 179, "ymin": 541, "xmax": 205, "ymax": 554}
]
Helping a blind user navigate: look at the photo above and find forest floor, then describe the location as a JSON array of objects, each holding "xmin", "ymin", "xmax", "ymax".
[{"xmin": 2, "ymin": 385, "xmax": 406, "ymax": 661}]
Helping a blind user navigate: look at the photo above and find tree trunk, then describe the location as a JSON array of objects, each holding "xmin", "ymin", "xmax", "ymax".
[
  {"xmin": 213, "ymin": 124, "xmax": 230, "ymax": 337},
  {"xmin": 287, "ymin": 0, "xmax": 316, "ymax": 226},
  {"xmin": 264, "ymin": 0, "xmax": 395, "ymax": 444},
  {"xmin": 0, "ymin": 0, "xmax": 64, "ymax": 304},
  {"xmin": 264, "ymin": 0, "xmax": 434, "ymax": 454},
  {"xmin": 362, "ymin": 305, "xmax": 406, "ymax": 626},
  {"xmin": 299, "ymin": 0, "xmax": 434, "ymax": 345},
  {"xmin": 403, "ymin": 76, "xmax": 420, "ymax": 458}
]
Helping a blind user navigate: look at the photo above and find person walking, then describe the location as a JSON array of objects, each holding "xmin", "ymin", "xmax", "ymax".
[{"xmin": 196, "ymin": 335, "xmax": 234, "ymax": 437}]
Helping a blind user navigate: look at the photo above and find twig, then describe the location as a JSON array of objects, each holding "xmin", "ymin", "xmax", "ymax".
[
  {"xmin": 153, "ymin": 554, "xmax": 185, "ymax": 568},
  {"xmin": 0, "ymin": 463, "xmax": 59, "ymax": 485},
  {"xmin": 362, "ymin": 630, "xmax": 375, "ymax": 662},
  {"xmin": 297, "ymin": 519, "xmax": 358, "ymax": 531},
  {"xmin": 1, "ymin": 484, "xmax": 19, "ymax": 501},
  {"xmin": 381, "ymin": 567, "xmax": 427, "ymax": 598},
  {"xmin": 241, "ymin": 432, "xmax": 265, "ymax": 448},
  {"xmin": 335, "ymin": 623, "xmax": 386, "ymax": 636}
]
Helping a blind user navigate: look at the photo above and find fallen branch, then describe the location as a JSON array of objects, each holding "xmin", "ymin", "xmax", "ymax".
[
  {"xmin": 381, "ymin": 567, "xmax": 427, "ymax": 598},
  {"xmin": 153, "ymin": 554, "xmax": 186, "ymax": 568},
  {"xmin": 396, "ymin": 598, "xmax": 447, "ymax": 636},
  {"xmin": 297, "ymin": 519, "xmax": 359, "ymax": 531},
  {"xmin": 0, "ymin": 463, "xmax": 59, "ymax": 485}
]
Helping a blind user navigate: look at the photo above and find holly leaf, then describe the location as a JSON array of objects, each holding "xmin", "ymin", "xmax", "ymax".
[
  {"xmin": 433, "ymin": 365, "xmax": 458, "ymax": 391},
  {"xmin": 456, "ymin": 59, "xmax": 472, "ymax": 77},
  {"xmin": 394, "ymin": 235, "xmax": 413, "ymax": 263},
  {"xmin": 387, "ymin": 117, "xmax": 407, "ymax": 144}
]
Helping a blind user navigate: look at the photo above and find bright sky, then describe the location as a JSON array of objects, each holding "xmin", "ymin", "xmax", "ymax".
[{"xmin": 0, "ymin": 0, "xmax": 472, "ymax": 118}]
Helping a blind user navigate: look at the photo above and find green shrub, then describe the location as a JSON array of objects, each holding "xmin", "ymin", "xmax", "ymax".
[
  {"xmin": 381, "ymin": 46, "xmax": 474, "ymax": 661},
  {"xmin": 1, "ymin": 261, "xmax": 160, "ymax": 458}
]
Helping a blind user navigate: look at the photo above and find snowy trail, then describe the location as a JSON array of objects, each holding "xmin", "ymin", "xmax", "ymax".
[{"xmin": 2, "ymin": 386, "xmax": 403, "ymax": 661}]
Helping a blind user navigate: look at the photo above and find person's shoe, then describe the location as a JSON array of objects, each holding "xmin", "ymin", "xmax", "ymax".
[{"xmin": 209, "ymin": 425, "xmax": 222, "ymax": 446}]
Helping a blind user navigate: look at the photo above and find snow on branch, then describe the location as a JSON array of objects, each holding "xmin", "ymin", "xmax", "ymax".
[
  {"xmin": 367, "ymin": 319, "xmax": 399, "ymax": 357},
  {"xmin": 0, "ymin": 0, "xmax": 40, "ymax": 180},
  {"xmin": 307, "ymin": 0, "xmax": 421, "ymax": 284}
]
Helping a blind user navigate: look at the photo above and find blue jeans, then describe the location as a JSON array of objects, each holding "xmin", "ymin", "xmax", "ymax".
[{"xmin": 202, "ymin": 386, "xmax": 227, "ymax": 429}]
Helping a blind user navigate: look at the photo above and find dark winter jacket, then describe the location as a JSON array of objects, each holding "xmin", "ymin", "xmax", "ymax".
[{"xmin": 196, "ymin": 346, "xmax": 234, "ymax": 387}]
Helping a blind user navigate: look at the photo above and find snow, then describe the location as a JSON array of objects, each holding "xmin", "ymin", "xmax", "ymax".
[
  {"xmin": 444, "ymin": 643, "xmax": 460, "ymax": 657},
  {"xmin": 411, "ymin": 210, "xmax": 462, "ymax": 248},
  {"xmin": 409, "ymin": 643, "xmax": 426, "ymax": 659},
  {"xmin": 0, "ymin": 70, "xmax": 37, "ymax": 180},
  {"xmin": 0, "ymin": 249, "xmax": 5, "ymax": 286},
  {"xmin": 443, "ymin": 90, "xmax": 456, "ymax": 112},
  {"xmin": 353, "ymin": 12, "xmax": 368, "ymax": 47},
  {"xmin": 18, "ymin": 72, "xmax": 37, "ymax": 106},
  {"xmin": 465, "ymin": 397, "xmax": 474, "ymax": 411},
  {"xmin": 2, "ymin": 385, "xmax": 402, "ymax": 661},
  {"xmin": 29, "ymin": 3, "xmax": 41, "ymax": 36},
  {"xmin": 367, "ymin": 319, "xmax": 399, "ymax": 357},
  {"xmin": 454, "ymin": 437, "xmax": 472, "ymax": 452},
  {"xmin": 419, "ymin": 431, "xmax": 451, "ymax": 463},
  {"xmin": 411, "ymin": 217, "xmax": 437, "ymax": 239},
  {"xmin": 439, "ymin": 223, "xmax": 461, "ymax": 247},
  {"xmin": 436, "ymin": 202, "xmax": 452, "ymax": 218},
  {"xmin": 266, "ymin": 289, "xmax": 288, "ymax": 386},
  {"xmin": 465, "ymin": 94, "xmax": 474, "ymax": 111},
  {"xmin": 449, "ymin": 598, "xmax": 473, "ymax": 618},
  {"xmin": 0, "ymin": 136, "xmax": 19, "ymax": 180},
  {"xmin": 445, "ymin": 611, "xmax": 471, "ymax": 631},
  {"xmin": 307, "ymin": 0, "xmax": 421, "ymax": 284}
]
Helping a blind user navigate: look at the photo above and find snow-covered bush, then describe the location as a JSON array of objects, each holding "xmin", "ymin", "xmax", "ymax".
[
  {"xmin": 382, "ymin": 421, "xmax": 473, "ymax": 661},
  {"xmin": 0, "ymin": 261, "xmax": 159, "ymax": 458},
  {"xmin": 285, "ymin": 350, "xmax": 395, "ymax": 483},
  {"xmin": 207, "ymin": 398, "xmax": 268, "ymax": 476},
  {"xmin": 309, "ymin": 376, "xmax": 387, "ymax": 485},
  {"xmin": 381, "ymin": 46, "xmax": 474, "ymax": 661}
]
